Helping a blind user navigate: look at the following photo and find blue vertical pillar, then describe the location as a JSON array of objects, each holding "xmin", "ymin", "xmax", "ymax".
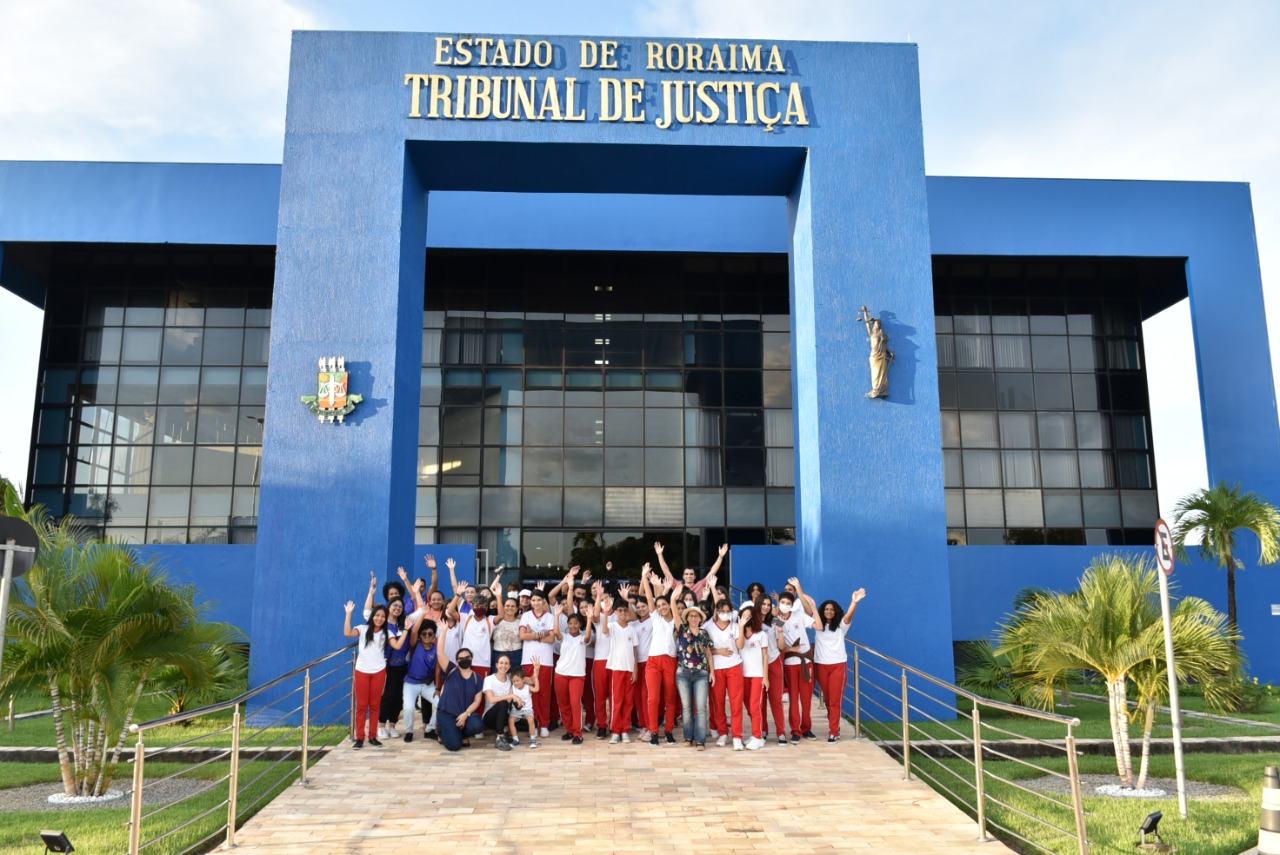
[
  {"xmin": 249, "ymin": 113, "xmax": 427, "ymax": 678},
  {"xmin": 787, "ymin": 45, "xmax": 956, "ymax": 682}
]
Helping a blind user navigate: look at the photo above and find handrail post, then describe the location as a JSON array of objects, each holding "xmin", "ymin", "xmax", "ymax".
[
  {"xmin": 226, "ymin": 703, "xmax": 242, "ymax": 849},
  {"xmin": 301, "ymin": 668, "xmax": 312, "ymax": 786},
  {"xmin": 1065, "ymin": 729, "xmax": 1088, "ymax": 855},
  {"xmin": 350, "ymin": 648, "xmax": 358, "ymax": 742},
  {"xmin": 853, "ymin": 648, "xmax": 861, "ymax": 739},
  {"xmin": 972, "ymin": 705, "xmax": 988, "ymax": 842},
  {"xmin": 901, "ymin": 668, "xmax": 911, "ymax": 780},
  {"xmin": 128, "ymin": 730, "xmax": 145, "ymax": 855},
  {"xmin": 6, "ymin": 695, "xmax": 13, "ymax": 731}
]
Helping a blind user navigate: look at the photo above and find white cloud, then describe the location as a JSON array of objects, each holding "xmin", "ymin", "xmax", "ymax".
[{"xmin": 0, "ymin": 0, "xmax": 321, "ymax": 162}]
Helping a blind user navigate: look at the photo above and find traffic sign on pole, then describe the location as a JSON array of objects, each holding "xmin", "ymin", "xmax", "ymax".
[
  {"xmin": 1155, "ymin": 516, "xmax": 1187, "ymax": 817},
  {"xmin": 1155, "ymin": 518, "xmax": 1175, "ymax": 576}
]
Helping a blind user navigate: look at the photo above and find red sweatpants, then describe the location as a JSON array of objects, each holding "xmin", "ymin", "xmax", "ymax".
[
  {"xmin": 353, "ymin": 669, "xmax": 387, "ymax": 740},
  {"xmin": 550, "ymin": 654, "xmax": 560, "ymax": 726},
  {"xmin": 632, "ymin": 660, "xmax": 648, "ymax": 727},
  {"xmin": 645, "ymin": 654, "xmax": 679, "ymax": 735},
  {"xmin": 743, "ymin": 676, "xmax": 765, "ymax": 739},
  {"xmin": 609, "ymin": 669, "xmax": 635, "ymax": 734},
  {"xmin": 524, "ymin": 663, "xmax": 552, "ymax": 729},
  {"xmin": 711, "ymin": 664, "xmax": 744, "ymax": 740},
  {"xmin": 784, "ymin": 661, "xmax": 814, "ymax": 737},
  {"xmin": 555, "ymin": 673, "xmax": 585, "ymax": 738},
  {"xmin": 816, "ymin": 662, "xmax": 848, "ymax": 737},
  {"xmin": 763, "ymin": 657, "xmax": 786, "ymax": 737},
  {"xmin": 472, "ymin": 666, "xmax": 489, "ymax": 714},
  {"xmin": 583, "ymin": 657, "xmax": 596, "ymax": 727},
  {"xmin": 592, "ymin": 659, "xmax": 612, "ymax": 730}
]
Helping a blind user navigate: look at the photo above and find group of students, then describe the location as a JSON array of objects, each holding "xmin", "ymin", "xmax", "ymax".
[{"xmin": 342, "ymin": 544, "xmax": 866, "ymax": 752}]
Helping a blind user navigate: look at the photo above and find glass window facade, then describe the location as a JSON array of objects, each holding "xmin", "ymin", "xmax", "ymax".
[
  {"xmin": 935, "ymin": 257, "xmax": 1166, "ymax": 546},
  {"xmin": 419, "ymin": 251, "xmax": 795, "ymax": 575},
  {"xmin": 27, "ymin": 246, "xmax": 273, "ymax": 544}
]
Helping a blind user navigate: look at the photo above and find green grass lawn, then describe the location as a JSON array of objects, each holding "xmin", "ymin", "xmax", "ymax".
[{"xmin": 861, "ymin": 710, "xmax": 1272, "ymax": 855}]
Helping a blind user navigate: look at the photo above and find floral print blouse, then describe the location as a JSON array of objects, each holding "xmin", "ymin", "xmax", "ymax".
[{"xmin": 675, "ymin": 626, "xmax": 713, "ymax": 672}]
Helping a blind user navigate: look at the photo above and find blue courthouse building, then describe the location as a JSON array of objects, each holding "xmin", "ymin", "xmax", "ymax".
[{"xmin": 1, "ymin": 31, "xmax": 1277, "ymax": 685}]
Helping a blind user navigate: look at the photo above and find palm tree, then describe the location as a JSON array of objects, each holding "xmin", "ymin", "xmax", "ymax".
[
  {"xmin": 1171, "ymin": 481, "xmax": 1280, "ymax": 653},
  {"xmin": 999, "ymin": 554, "xmax": 1236, "ymax": 789},
  {"xmin": 1, "ymin": 514, "xmax": 244, "ymax": 797}
]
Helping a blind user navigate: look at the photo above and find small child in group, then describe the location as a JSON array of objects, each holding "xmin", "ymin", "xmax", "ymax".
[{"xmin": 508, "ymin": 657, "xmax": 541, "ymax": 749}]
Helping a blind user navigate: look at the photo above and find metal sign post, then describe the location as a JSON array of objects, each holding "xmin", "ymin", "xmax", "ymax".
[{"xmin": 1155, "ymin": 518, "xmax": 1188, "ymax": 818}]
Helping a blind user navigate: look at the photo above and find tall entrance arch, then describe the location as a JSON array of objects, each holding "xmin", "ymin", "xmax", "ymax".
[{"xmin": 250, "ymin": 32, "xmax": 953, "ymax": 685}]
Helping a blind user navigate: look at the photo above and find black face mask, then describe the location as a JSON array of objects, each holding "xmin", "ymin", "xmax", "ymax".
[{"xmin": 457, "ymin": 657, "xmax": 473, "ymax": 670}]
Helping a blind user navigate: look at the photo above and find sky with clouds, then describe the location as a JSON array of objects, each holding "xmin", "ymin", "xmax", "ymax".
[{"xmin": 1, "ymin": 0, "xmax": 1277, "ymax": 515}]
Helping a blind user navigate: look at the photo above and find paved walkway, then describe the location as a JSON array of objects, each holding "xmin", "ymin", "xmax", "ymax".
[{"xmin": 232, "ymin": 703, "xmax": 1010, "ymax": 854}]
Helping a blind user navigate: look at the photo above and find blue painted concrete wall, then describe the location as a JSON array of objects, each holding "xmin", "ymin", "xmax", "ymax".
[
  {"xmin": 133, "ymin": 545, "xmax": 257, "ymax": 637},
  {"xmin": 247, "ymin": 30, "xmax": 956, "ymax": 685}
]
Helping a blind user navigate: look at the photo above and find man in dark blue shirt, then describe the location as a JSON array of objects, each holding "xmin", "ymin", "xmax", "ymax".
[{"xmin": 437, "ymin": 647, "xmax": 484, "ymax": 751}]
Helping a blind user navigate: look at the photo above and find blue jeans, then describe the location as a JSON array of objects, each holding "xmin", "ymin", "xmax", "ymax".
[
  {"xmin": 437, "ymin": 710, "xmax": 484, "ymax": 751},
  {"xmin": 676, "ymin": 668, "xmax": 710, "ymax": 744}
]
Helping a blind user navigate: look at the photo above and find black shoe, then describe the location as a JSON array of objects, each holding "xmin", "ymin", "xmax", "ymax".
[
  {"xmin": 596, "ymin": 727, "xmax": 608, "ymax": 739},
  {"xmin": 665, "ymin": 731, "xmax": 676, "ymax": 744},
  {"xmin": 367, "ymin": 737, "xmax": 384, "ymax": 747},
  {"xmin": 496, "ymin": 736, "xmax": 512, "ymax": 752},
  {"xmin": 404, "ymin": 733, "xmax": 414, "ymax": 743},
  {"xmin": 649, "ymin": 733, "xmax": 660, "ymax": 746},
  {"xmin": 352, "ymin": 739, "xmax": 364, "ymax": 750},
  {"xmin": 827, "ymin": 735, "xmax": 840, "ymax": 743},
  {"xmin": 802, "ymin": 731, "xmax": 817, "ymax": 741},
  {"xmin": 572, "ymin": 736, "xmax": 584, "ymax": 745},
  {"xmin": 561, "ymin": 732, "xmax": 574, "ymax": 741},
  {"xmin": 423, "ymin": 729, "xmax": 438, "ymax": 741}
]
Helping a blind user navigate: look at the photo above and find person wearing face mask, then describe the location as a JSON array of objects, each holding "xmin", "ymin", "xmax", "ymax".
[
  {"xmin": 437, "ymin": 647, "xmax": 485, "ymax": 751},
  {"xmin": 778, "ymin": 577, "xmax": 819, "ymax": 742},
  {"xmin": 640, "ymin": 568, "xmax": 679, "ymax": 746},
  {"xmin": 707, "ymin": 586, "xmax": 745, "ymax": 750}
]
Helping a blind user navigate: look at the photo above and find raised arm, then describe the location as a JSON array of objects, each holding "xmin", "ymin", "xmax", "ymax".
[
  {"xmin": 364, "ymin": 571, "xmax": 377, "ymax": 612},
  {"xmin": 790, "ymin": 577, "xmax": 817, "ymax": 619},
  {"xmin": 552, "ymin": 604, "xmax": 566, "ymax": 642},
  {"xmin": 843, "ymin": 589, "xmax": 866, "ymax": 634},
  {"xmin": 424, "ymin": 554, "xmax": 439, "ymax": 598},
  {"xmin": 447, "ymin": 557, "xmax": 462, "ymax": 597},
  {"xmin": 388, "ymin": 626, "xmax": 411, "ymax": 650},
  {"xmin": 654, "ymin": 541, "xmax": 673, "ymax": 584},
  {"xmin": 527, "ymin": 656, "xmax": 542, "ymax": 692},
  {"xmin": 488, "ymin": 566, "xmax": 505, "ymax": 602},
  {"xmin": 581, "ymin": 603, "xmax": 595, "ymax": 644},
  {"xmin": 400, "ymin": 566, "xmax": 426, "ymax": 615},
  {"xmin": 640, "ymin": 564, "xmax": 657, "ymax": 611},
  {"xmin": 343, "ymin": 601, "xmax": 360, "ymax": 638},
  {"xmin": 601, "ymin": 595, "xmax": 615, "ymax": 635},
  {"xmin": 707, "ymin": 543, "xmax": 729, "ymax": 581}
]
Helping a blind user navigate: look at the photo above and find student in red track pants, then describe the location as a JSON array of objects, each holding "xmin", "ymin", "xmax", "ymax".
[
  {"xmin": 640, "ymin": 570, "xmax": 680, "ymax": 744},
  {"xmin": 343, "ymin": 601, "xmax": 392, "ymax": 747},
  {"xmin": 706, "ymin": 595, "xmax": 745, "ymax": 749},
  {"xmin": 778, "ymin": 582, "xmax": 818, "ymax": 741},
  {"xmin": 813, "ymin": 588, "xmax": 866, "ymax": 742},
  {"xmin": 553, "ymin": 604, "xmax": 593, "ymax": 742},
  {"xmin": 736, "ymin": 602, "xmax": 770, "ymax": 750},
  {"xmin": 603, "ymin": 590, "xmax": 640, "ymax": 742},
  {"xmin": 759, "ymin": 597, "xmax": 788, "ymax": 743},
  {"xmin": 518, "ymin": 591, "xmax": 556, "ymax": 735}
]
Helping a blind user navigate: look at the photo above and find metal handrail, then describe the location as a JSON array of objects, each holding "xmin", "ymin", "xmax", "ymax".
[
  {"xmin": 131, "ymin": 643, "xmax": 356, "ymax": 733},
  {"xmin": 729, "ymin": 582, "xmax": 1088, "ymax": 855},
  {"xmin": 125, "ymin": 642, "xmax": 357, "ymax": 854}
]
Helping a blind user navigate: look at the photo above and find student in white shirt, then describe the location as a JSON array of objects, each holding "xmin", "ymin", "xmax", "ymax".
[
  {"xmin": 602, "ymin": 588, "xmax": 640, "ymax": 743},
  {"xmin": 640, "ymin": 568, "xmax": 679, "ymax": 746},
  {"xmin": 482, "ymin": 654, "xmax": 516, "ymax": 748},
  {"xmin": 778, "ymin": 576, "xmax": 819, "ymax": 741},
  {"xmin": 814, "ymin": 589, "xmax": 866, "ymax": 742},
  {"xmin": 343, "ymin": 600, "xmax": 405, "ymax": 749},
  {"xmin": 590, "ymin": 577, "xmax": 614, "ymax": 738},
  {"xmin": 757, "ymin": 596, "xmax": 789, "ymax": 744},
  {"xmin": 553, "ymin": 601, "xmax": 594, "ymax": 743},
  {"xmin": 736, "ymin": 601, "xmax": 770, "ymax": 750},
  {"xmin": 631, "ymin": 588, "xmax": 654, "ymax": 738},
  {"xmin": 707, "ymin": 589, "xmax": 745, "ymax": 749},
  {"xmin": 518, "ymin": 590, "xmax": 556, "ymax": 736},
  {"xmin": 507, "ymin": 664, "xmax": 540, "ymax": 748}
]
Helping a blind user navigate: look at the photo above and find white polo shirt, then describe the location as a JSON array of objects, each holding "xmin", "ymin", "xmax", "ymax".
[
  {"xmin": 740, "ymin": 630, "xmax": 768, "ymax": 679},
  {"xmin": 461, "ymin": 614, "xmax": 493, "ymax": 668},
  {"xmin": 647, "ymin": 613, "xmax": 677, "ymax": 658},
  {"xmin": 519, "ymin": 609, "xmax": 555, "ymax": 666},
  {"xmin": 633, "ymin": 615, "xmax": 654, "ymax": 663},
  {"xmin": 555, "ymin": 632, "xmax": 588, "ymax": 678},
  {"xmin": 813, "ymin": 625, "xmax": 850, "ymax": 665},
  {"xmin": 781, "ymin": 608, "xmax": 815, "ymax": 666},
  {"xmin": 705, "ymin": 619, "xmax": 742, "ymax": 670},
  {"xmin": 605, "ymin": 621, "xmax": 639, "ymax": 672}
]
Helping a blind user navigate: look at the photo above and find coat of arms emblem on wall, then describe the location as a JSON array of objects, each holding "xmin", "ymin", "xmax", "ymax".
[{"xmin": 301, "ymin": 356, "xmax": 363, "ymax": 423}]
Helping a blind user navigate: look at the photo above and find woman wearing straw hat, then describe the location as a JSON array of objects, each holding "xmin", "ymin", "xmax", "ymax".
[{"xmin": 672, "ymin": 583, "xmax": 715, "ymax": 751}]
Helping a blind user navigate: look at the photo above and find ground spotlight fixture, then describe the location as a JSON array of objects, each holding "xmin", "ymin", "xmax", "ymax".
[
  {"xmin": 39, "ymin": 831, "xmax": 74, "ymax": 853},
  {"xmin": 1136, "ymin": 810, "xmax": 1163, "ymax": 846}
]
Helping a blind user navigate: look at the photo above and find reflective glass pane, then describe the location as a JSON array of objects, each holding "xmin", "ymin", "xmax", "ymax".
[
  {"xmin": 563, "ymin": 488, "xmax": 604, "ymax": 526},
  {"xmin": 190, "ymin": 487, "xmax": 232, "ymax": 526},
  {"xmin": 959, "ymin": 412, "xmax": 998, "ymax": 448},
  {"xmin": 964, "ymin": 489, "xmax": 1004, "ymax": 527},
  {"xmin": 940, "ymin": 412, "xmax": 961, "ymax": 448},
  {"xmin": 1082, "ymin": 492, "xmax": 1122, "ymax": 527},
  {"xmin": 645, "ymin": 409, "xmax": 681, "ymax": 446},
  {"xmin": 645, "ymin": 448, "xmax": 682, "ymax": 486},
  {"xmin": 1044, "ymin": 490, "xmax": 1082, "ymax": 527},
  {"xmin": 646, "ymin": 488, "xmax": 684, "ymax": 526},
  {"xmin": 241, "ymin": 368, "xmax": 267, "ymax": 406},
  {"xmin": 481, "ymin": 487, "xmax": 521, "ymax": 526},
  {"xmin": 1002, "ymin": 451, "xmax": 1039, "ymax": 487},
  {"xmin": 440, "ymin": 447, "xmax": 481, "ymax": 484},
  {"xmin": 1034, "ymin": 374, "xmax": 1073, "ymax": 410},
  {"xmin": 955, "ymin": 374, "xmax": 995, "ymax": 409},
  {"xmin": 196, "ymin": 406, "xmax": 237, "ymax": 444},
  {"xmin": 606, "ymin": 409, "xmax": 644, "ymax": 446},
  {"xmin": 605, "ymin": 447, "xmax": 643, "ymax": 484},
  {"xmin": 109, "ymin": 486, "xmax": 149, "ymax": 526},
  {"xmin": 686, "ymin": 489, "xmax": 725, "ymax": 526},
  {"xmin": 440, "ymin": 488, "xmax": 480, "ymax": 525},
  {"xmin": 766, "ymin": 449, "xmax": 794, "ymax": 487},
  {"xmin": 111, "ymin": 445, "xmax": 152, "ymax": 487},
  {"xmin": 1116, "ymin": 452, "xmax": 1151, "ymax": 489},
  {"xmin": 766, "ymin": 489, "xmax": 794, "ymax": 527},
  {"xmin": 1078, "ymin": 451, "xmax": 1115, "ymax": 489},
  {"xmin": 118, "ymin": 367, "xmax": 158, "ymax": 404},
  {"xmin": 1041, "ymin": 451, "xmax": 1079, "ymax": 488},
  {"xmin": 1037, "ymin": 413, "xmax": 1075, "ymax": 449},
  {"xmin": 1113, "ymin": 415, "xmax": 1150, "ymax": 449},
  {"xmin": 604, "ymin": 487, "xmax": 642, "ymax": 527},
  {"xmin": 1076, "ymin": 413, "xmax": 1108, "ymax": 449},
  {"xmin": 565, "ymin": 408, "xmax": 603, "ymax": 446},
  {"xmin": 162, "ymin": 328, "xmax": 203, "ymax": 364},
  {"xmin": 233, "ymin": 448, "xmax": 261, "ymax": 486},
  {"xmin": 936, "ymin": 335, "xmax": 955, "ymax": 369},
  {"xmin": 200, "ymin": 367, "xmax": 240, "ymax": 405},
  {"xmin": 416, "ymin": 488, "xmax": 438, "ymax": 525},
  {"xmin": 1031, "ymin": 336, "xmax": 1070, "ymax": 371},
  {"xmin": 955, "ymin": 335, "xmax": 993, "ymax": 369},
  {"xmin": 522, "ymin": 487, "xmax": 562, "ymax": 526},
  {"xmin": 946, "ymin": 489, "xmax": 965, "ymax": 527},
  {"xmin": 724, "ymin": 449, "xmax": 764, "ymax": 487},
  {"xmin": 998, "ymin": 413, "xmax": 1036, "ymax": 448},
  {"xmin": 524, "ymin": 448, "xmax": 563, "ymax": 485},
  {"xmin": 686, "ymin": 449, "xmax": 722, "ymax": 487},
  {"xmin": 1121, "ymin": 491, "xmax": 1158, "ymax": 527},
  {"xmin": 563, "ymin": 447, "xmax": 603, "ymax": 485},
  {"xmin": 963, "ymin": 451, "xmax": 1002, "ymax": 487},
  {"xmin": 238, "ymin": 408, "xmax": 264, "ymax": 444},
  {"xmin": 992, "ymin": 336, "xmax": 1030, "ymax": 369},
  {"xmin": 121, "ymin": 328, "xmax": 163, "ymax": 363},
  {"xmin": 1071, "ymin": 375, "xmax": 1100, "ymax": 411},
  {"xmin": 152, "ymin": 446, "xmax": 194, "ymax": 485},
  {"xmin": 944, "ymin": 450, "xmax": 963, "ymax": 487},
  {"xmin": 1005, "ymin": 489, "xmax": 1044, "ymax": 527},
  {"xmin": 762, "ymin": 333, "xmax": 790, "ymax": 368},
  {"xmin": 1068, "ymin": 336, "xmax": 1097, "ymax": 371},
  {"xmin": 482, "ymin": 448, "xmax": 522, "ymax": 485},
  {"xmin": 201, "ymin": 328, "xmax": 244, "ymax": 365},
  {"xmin": 193, "ymin": 446, "xmax": 236, "ymax": 485},
  {"xmin": 148, "ymin": 487, "xmax": 190, "ymax": 526},
  {"xmin": 524, "ymin": 408, "xmax": 563, "ymax": 445},
  {"xmin": 725, "ymin": 490, "xmax": 764, "ymax": 526},
  {"xmin": 995, "ymin": 374, "xmax": 1035, "ymax": 410}
]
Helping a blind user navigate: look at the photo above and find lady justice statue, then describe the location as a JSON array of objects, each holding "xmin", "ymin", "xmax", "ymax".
[{"xmin": 858, "ymin": 306, "xmax": 894, "ymax": 399}]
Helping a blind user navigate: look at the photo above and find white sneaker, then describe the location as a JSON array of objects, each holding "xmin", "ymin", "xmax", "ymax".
[
  {"xmin": 386, "ymin": 726, "xmax": 399, "ymax": 738},
  {"xmin": 746, "ymin": 737, "xmax": 765, "ymax": 751},
  {"xmin": 609, "ymin": 733, "xmax": 621, "ymax": 744},
  {"xmin": 637, "ymin": 728, "xmax": 650, "ymax": 741},
  {"xmin": 621, "ymin": 732, "xmax": 631, "ymax": 743},
  {"xmin": 710, "ymin": 730, "xmax": 720, "ymax": 740},
  {"xmin": 377, "ymin": 726, "xmax": 387, "ymax": 739},
  {"xmin": 733, "ymin": 738, "xmax": 744, "ymax": 751},
  {"xmin": 716, "ymin": 734, "xmax": 728, "ymax": 748},
  {"xmin": 540, "ymin": 727, "xmax": 549, "ymax": 737}
]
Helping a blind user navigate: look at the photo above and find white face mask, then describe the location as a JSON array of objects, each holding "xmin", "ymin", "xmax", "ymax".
[
  {"xmin": 684, "ymin": 599, "xmax": 695, "ymax": 608},
  {"xmin": 779, "ymin": 603, "xmax": 793, "ymax": 614},
  {"xmin": 717, "ymin": 612, "xmax": 732, "ymax": 622}
]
